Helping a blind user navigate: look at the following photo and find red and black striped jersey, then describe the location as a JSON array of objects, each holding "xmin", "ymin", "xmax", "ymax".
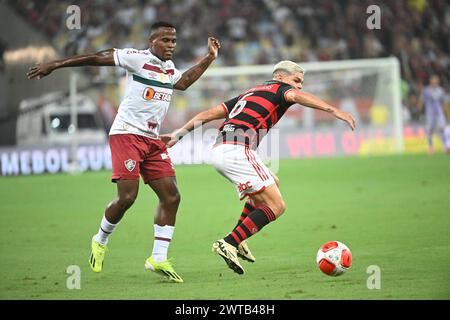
[{"xmin": 216, "ymin": 80, "xmax": 296, "ymax": 149}]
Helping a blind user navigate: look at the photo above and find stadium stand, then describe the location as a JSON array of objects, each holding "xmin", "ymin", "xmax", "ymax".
[{"xmin": 5, "ymin": 0, "xmax": 450, "ymax": 132}]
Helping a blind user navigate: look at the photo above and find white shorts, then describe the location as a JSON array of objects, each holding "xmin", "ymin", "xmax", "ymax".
[{"xmin": 211, "ymin": 143, "xmax": 275, "ymax": 200}]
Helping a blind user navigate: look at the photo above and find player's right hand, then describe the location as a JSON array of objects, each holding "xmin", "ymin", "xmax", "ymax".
[{"xmin": 26, "ymin": 63, "xmax": 55, "ymax": 80}]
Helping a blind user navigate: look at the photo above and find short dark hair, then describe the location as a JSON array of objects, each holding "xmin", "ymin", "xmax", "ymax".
[{"xmin": 151, "ymin": 21, "xmax": 176, "ymax": 31}]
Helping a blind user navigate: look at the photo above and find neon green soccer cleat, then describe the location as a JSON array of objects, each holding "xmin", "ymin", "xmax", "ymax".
[
  {"xmin": 237, "ymin": 240, "xmax": 256, "ymax": 263},
  {"xmin": 89, "ymin": 237, "xmax": 107, "ymax": 273},
  {"xmin": 145, "ymin": 257, "xmax": 184, "ymax": 283}
]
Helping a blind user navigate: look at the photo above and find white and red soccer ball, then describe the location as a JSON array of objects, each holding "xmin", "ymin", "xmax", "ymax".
[{"xmin": 316, "ymin": 241, "xmax": 352, "ymax": 276}]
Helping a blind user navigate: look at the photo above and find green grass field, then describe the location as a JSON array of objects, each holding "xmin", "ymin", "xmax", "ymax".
[{"xmin": 0, "ymin": 154, "xmax": 449, "ymax": 300}]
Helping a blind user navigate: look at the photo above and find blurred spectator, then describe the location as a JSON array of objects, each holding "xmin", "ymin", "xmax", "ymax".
[{"xmin": 407, "ymin": 93, "xmax": 422, "ymax": 122}]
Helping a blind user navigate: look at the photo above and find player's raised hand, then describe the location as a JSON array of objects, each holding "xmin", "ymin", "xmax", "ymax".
[
  {"xmin": 26, "ymin": 62, "xmax": 55, "ymax": 80},
  {"xmin": 207, "ymin": 37, "xmax": 221, "ymax": 59},
  {"xmin": 334, "ymin": 110, "xmax": 356, "ymax": 131}
]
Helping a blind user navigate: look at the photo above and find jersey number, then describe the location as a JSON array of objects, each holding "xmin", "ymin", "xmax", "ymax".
[{"xmin": 229, "ymin": 93, "xmax": 253, "ymax": 118}]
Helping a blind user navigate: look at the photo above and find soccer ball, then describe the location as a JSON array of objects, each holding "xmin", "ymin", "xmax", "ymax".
[{"xmin": 316, "ymin": 241, "xmax": 352, "ymax": 276}]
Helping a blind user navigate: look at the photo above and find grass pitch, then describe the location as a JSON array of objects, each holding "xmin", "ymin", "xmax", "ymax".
[{"xmin": 0, "ymin": 154, "xmax": 449, "ymax": 300}]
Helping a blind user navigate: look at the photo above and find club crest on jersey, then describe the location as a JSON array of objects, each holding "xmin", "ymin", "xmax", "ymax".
[{"xmin": 124, "ymin": 159, "xmax": 136, "ymax": 172}]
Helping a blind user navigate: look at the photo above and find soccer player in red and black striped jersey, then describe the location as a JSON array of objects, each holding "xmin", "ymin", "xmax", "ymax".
[{"xmin": 162, "ymin": 61, "xmax": 355, "ymax": 275}]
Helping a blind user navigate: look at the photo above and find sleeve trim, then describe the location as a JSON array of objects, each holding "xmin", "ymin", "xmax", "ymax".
[
  {"xmin": 172, "ymin": 68, "xmax": 182, "ymax": 85},
  {"xmin": 221, "ymin": 102, "xmax": 229, "ymax": 115},
  {"xmin": 283, "ymin": 88, "xmax": 297, "ymax": 103},
  {"xmin": 113, "ymin": 49, "xmax": 121, "ymax": 66}
]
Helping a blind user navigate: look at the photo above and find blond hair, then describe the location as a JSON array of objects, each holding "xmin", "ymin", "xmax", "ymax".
[{"xmin": 272, "ymin": 60, "xmax": 304, "ymax": 76}]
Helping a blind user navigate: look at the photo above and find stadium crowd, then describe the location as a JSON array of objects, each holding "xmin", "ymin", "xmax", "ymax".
[{"xmin": 10, "ymin": 0, "xmax": 450, "ymax": 123}]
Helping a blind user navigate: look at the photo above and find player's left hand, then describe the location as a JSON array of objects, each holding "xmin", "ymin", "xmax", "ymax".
[
  {"xmin": 160, "ymin": 133, "xmax": 178, "ymax": 148},
  {"xmin": 207, "ymin": 37, "xmax": 221, "ymax": 59},
  {"xmin": 334, "ymin": 110, "xmax": 356, "ymax": 131}
]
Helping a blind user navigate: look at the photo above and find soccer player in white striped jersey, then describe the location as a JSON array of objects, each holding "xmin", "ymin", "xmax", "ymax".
[{"xmin": 27, "ymin": 21, "xmax": 221, "ymax": 283}]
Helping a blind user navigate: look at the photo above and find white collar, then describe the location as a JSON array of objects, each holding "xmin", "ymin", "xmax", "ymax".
[{"xmin": 147, "ymin": 49, "xmax": 172, "ymax": 66}]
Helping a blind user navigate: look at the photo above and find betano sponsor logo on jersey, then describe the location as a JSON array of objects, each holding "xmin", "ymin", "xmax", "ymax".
[{"xmin": 143, "ymin": 87, "xmax": 172, "ymax": 102}]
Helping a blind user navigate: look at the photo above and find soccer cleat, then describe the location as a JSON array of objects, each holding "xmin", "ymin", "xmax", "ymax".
[
  {"xmin": 145, "ymin": 257, "xmax": 184, "ymax": 283},
  {"xmin": 237, "ymin": 240, "xmax": 256, "ymax": 263},
  {"xmin": 212, "ymin": 239, "xmax": 245, "ymax": 275},
  {"xmin": 89, "ymin": 237, "xmax": 107, "ymax": 273}
]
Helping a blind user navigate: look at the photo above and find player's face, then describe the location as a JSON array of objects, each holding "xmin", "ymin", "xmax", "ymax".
[
  {"xmin": 279, "ymin": 72, "xmax": 304, "ymax": 90},
  {"xmin": 430, "ymin": 76, "xmax": 439, "ymax": 87},
  {"xmin": 149, "ymin": 28, "xmax": 177, "ymax": 61}
]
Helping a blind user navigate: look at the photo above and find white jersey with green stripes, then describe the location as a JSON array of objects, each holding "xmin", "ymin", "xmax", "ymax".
[{"xmin": 110, "ymin": 48, "xmax": 182, "ymax": 138}]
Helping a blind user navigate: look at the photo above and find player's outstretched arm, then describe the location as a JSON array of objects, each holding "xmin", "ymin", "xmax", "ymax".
[
  {"xmin": 173, "ymin": 37, "xmax": 220, "ymax": 91},
  {"xmin": 160, "ymin": 104, "xmax": 226, "ymax": 147},
  {"xmin": 285, "ymin": 90, "xmax": 356, "ymax": 130},
  {"xmin": 27, "ymin": 48, "xmax": 115, "ymax": 80}
]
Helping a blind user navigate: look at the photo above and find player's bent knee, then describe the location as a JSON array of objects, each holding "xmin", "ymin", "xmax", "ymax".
[
  {"xmin": 119, "ymin": 193, "xmax": 137, "ymax": 209},
  {"xmin": 162, "ymin": 191, "xmax": 181, "ymax": 208},
  {"xmin": 172, "ymin": 192, "xmax": 181, "ymax": 206},
  {"xmin": 274, "ymin": 200, "xmax": 286, "ymax": 217},
  {"xmin": 265, "ymin": 200, "xmax": 286, "ymax": 218}
]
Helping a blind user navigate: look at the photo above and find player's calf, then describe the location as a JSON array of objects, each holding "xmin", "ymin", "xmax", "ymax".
[
  {"xmin": 224, "ymin": 204, "xmax": 277, "ymax": 248},
  {"xmin": 223, "ymin": 184, "xmax": 285, "ymax": 249}
]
